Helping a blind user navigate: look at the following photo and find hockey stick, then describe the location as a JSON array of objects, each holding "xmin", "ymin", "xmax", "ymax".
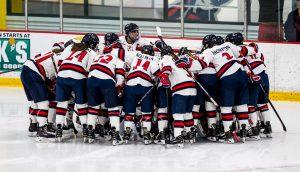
[
  {"xmin": 0, "ymin": 67, "xmax": 23, "ymax": 75},
  {"xmin": 137, "ymin": 85, "xmax": 156, "ymax": 105},
  {"xmin": 156, "ymin": 26, "xmax": 219, "ymax": 107},
  {"xmin": 245, "ymin": 60, "xmax": 287, "ymax": 132}
]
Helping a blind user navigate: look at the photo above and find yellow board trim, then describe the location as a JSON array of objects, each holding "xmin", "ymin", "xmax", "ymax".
[
  {"xmin": 0, "ymin": 0, "xmax": 7, "ymax": 29},
  {"xmin": 1, "ymin": 78, "xmax": 300, "ymax": 102}
]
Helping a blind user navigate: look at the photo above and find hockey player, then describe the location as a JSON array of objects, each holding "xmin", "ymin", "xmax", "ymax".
[
  {"xmin": 20, "ymin": 42, "xmax": 64, "ymax": 141},
  {"xmin": 158, "ymin": 44, "xmax": 199, "ymax": 147},
  {"xmin": 243, "ymin": 42, "xmax": 272, "ymax": 138},
  {"xmin": 192, "ymin": 34, "xmax": 220, "ymax": 142},
  {"xmin": 86, "ymin": 34, "xmax": 126, "ymax": 145},
  {"xmin": 184, "ymin": 33, "xmax": 257, "ymax": 143},
  {"xmin": 119, "ymin": 23, "xmax": 147, "ymax": 51},
  {"xmin": 55, "ymin": 33, "xmax": 99, "ymax": 142},
  {"xmin": 123, "ymin": 45, "xmax": 160, "ymax": 145}
]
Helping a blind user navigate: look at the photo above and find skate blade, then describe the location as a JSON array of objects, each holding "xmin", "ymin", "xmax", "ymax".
[
  {"xmin": 28, "ymin": 133, "xmax": 37, "ymax": 137},
  {"xmin": 88, "ymin": 138, "xmax": 95, "ymax": 144},
  {"xmin": 35, "ymin": 137, "xmax": 56, "ymax": 142},
  {"xmin": 207, "ymin": 137, "xmax": 218, "ymax": 142},
  {"xmin": 246, "ymin": 136, "xmax": 261, "ymax": 141},
  {"xmin": 144, "ymin": 140, "xmax": 152, "ymax": 145},
  {"xmin": 112, "ymin": 140, "xmax": 124, "ymax": 146},
  {"xmin": 154, "ymin": 140, "xmax": 166, "ymax": 145}
]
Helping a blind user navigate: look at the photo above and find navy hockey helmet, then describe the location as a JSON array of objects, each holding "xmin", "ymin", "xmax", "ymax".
[
  {"xmin": 178, "ymin": 47, "xmax": 190, "ymax": 56},
  {"xmin": 141, "ymin": 45, "xmax": 154, "ymax": 56},
  {"xmin": 202, "ymin": 34, "xmax": 217, "ymax": 49},
  {"xmin": 225, "ymin": 33, "xmax": 235, "ymax": 44},
  {"xmin": 81, "ymin": 33, "xmax": 99, "ymax": 50},
  {"xmin": 234, "ymin": 32, "xmax": 244, "ymax": 45},
  {"xmin": 215, "ymin": 36, "xmax": 225, "ymax": 45},
  {"xmin": 124, "ymin": 23, "xmax": 139, "ymax": 35},
  {"xmin": 104, "ymin": 32, "xmax": 119, "ymax": 46}
]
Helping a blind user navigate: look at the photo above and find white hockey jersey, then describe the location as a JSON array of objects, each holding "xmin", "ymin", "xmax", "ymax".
[
  {"xmin": 125, "ymin": 51, "xmax": 160, "ymax": 87},
  {"xmin": 23, "ymin": 51, "xmax": 60, "ymax": 81},
  {"xmin": 89, "ymin": 53, "xmax": 126, "ymax": 86},
  {"xmin": 195, "ymin": 42, "xmax": 256, "ymax": 78},
  {"xmin": 242, "ymin": 50, "xmax": 267, "ymax": 75},
  {"xmin": 57, "ymin": 45, "xmax": 97, "ymax": 80},
  {"xmin": 119, "ymin": 36, "xmax": 147, "ymax": 52},
  {"xmin": 160, "ymin": 55, "xmax": 197, "ymax": 96}
]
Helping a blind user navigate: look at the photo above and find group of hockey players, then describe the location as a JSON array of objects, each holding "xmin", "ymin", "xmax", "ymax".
[{"xmin": 20, "ymin": 23, "xmax": 273, "ymax": 147}]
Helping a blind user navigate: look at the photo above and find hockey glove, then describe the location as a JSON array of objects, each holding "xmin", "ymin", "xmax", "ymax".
[
  {"xmin": 175, "ymin": 55, "xmax": 190, "ymax": 68},
  {"xmin": 159, "ymin": 73, "xmax": 171, "ymax": 88},
  {"xmin": 248, "ymin": 73, "xmax": 261, "ymax": 82}
]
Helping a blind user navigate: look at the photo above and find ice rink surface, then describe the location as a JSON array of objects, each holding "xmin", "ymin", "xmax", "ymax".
[{"xmin": 0, "ymin": 87, "xmax": 300, "ymax": 172}]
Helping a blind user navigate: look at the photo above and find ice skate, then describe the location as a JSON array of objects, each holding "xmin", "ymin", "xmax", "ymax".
[
  {"xmin": 206, "ymin": 124, "xmax": 218, "ymax": 142},
  {"xmin": 82, "ymin": 124, "xmax": 88, "ymax": 143},
  {"xmin": 188, "ymin": 126, "xmax": 196, "ymax": 143},
  {"xmin": 246, "ymin": 126, "xmax": 261, "ymax": 141},
  {"xmin": 56, "ymin": 124, "xmax": 63, "ymax": 142},
  {"xmin": 142, "ymin": 127, "xmax": 152, "ymax": 145},
  {"xmin": 154, "ymin": 131, "xmax": 166, "ymax": 145},
  {"xmin": 87, "ymin": 125, "xmax": 95, "ymax": 144},
  {"xmin": 28, "ymin": 119, "xmax": 38, "ymax": 137},
  {"xmin": 36, "ymin": 124, "xmax": 55, "ymax": 142},
  {"xmin": 263, "ymin": 121, "xmax": 272, "ymax": 138},
  {"xmin": 123, "ymin": 127, "xmax": 132, "ymax": 144},
  {"xmin": 110, "ymin": 127, "xmax": 124, "ymax": 146}
]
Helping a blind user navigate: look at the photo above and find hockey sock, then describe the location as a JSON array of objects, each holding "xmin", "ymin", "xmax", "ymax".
[
  {"xmin": 29, "ymin": 101, "xmax": 37, "ymax": 123},
  {"xmin": 76, "ymin": 104, "xmax": 88, "ymax": 125},
  {"xmin": 124, "ymin": 113, "xmax": 134, "ymax": 130},
  {"xmin": 87, "ymin": 105, "xmax": 100, "ymax": 129},
  {"xmin": 184, "ymin": 112, "xmax": 194, "ymax": 132},
  {"xmin": 108, "ymin": 107, "xmax": 120, "ymax": 131},
  {"xmin": 142, "ymin": 112, "xmax": 152, "ymax": 131},
  {"xmin": 192, "ymin": 105, "xmax": 201, "ymax": 126},
  {"xmin": 36, "ymin": 101, "xmax": 49, "ymax": 127},
  {"xmin": 248, "ymin": 105, "xmax": 258, "ymax": 126},
  {"xmin": 98, "ymin": 109, "xmax": 108, "ymax": 126},
  {"xmin": 258, "ymin": 104, "xmax": 270, "ymax": 122},
  {"xmin": 221, "ymin": 107, "xmax": 234, "ymax": 132},
  {"xmin": 173, "ymin": 113, "xmax": 184, "ymax": 137},
  {"xmin": 157, "ymin": 107, "xmax": 168, "ymax": 132},
  {"xmin": 236, "ymin": 104, "xmax": 250, "ymax": 129},
  {"xmin": 48, "ymin": 101, "xmax": 57, "ymax": 123},
  {"xmin": 206, "ymin": 101, "xmax": 217, "ymax": 128},
  {"xmin": 56, "ymin": 101, "xmax": 68, "ymax": 125}
]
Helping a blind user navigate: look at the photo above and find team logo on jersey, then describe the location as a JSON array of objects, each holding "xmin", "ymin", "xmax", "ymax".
[{"xmin": 0, "ymin": 32, "xmax": 30, "ymax": 71}]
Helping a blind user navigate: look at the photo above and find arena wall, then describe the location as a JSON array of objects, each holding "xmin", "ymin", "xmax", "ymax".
[{"xmin": 0, "ymin": 30, "xmax": 299, "ymax": 101}]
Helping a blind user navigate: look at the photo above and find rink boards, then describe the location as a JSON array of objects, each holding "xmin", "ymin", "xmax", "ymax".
[{"xmin": 0, "ymin": 30, "xmax": 299, "ymax": 101}]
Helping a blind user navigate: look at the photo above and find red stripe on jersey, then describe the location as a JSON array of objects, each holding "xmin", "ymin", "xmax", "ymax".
[
  {"xmin": 118, "ymin": 48, "xmax": 125, "ymax": 61},
  {"xmin": 236, "ymin": 113, "xmax": 249, "ymax": 120},
  {"xmin": 172, "ymin": 81, "xmax": 196, "ymax": 93},
  {"xmin": 216, "ymin": 60, "xmax": 237, "ymax": 78},
  {"xmin": 239, "ymin": 46, "xmax": 249, "ymax": 57},
  {"xmin": 31, "ymin": 109, "xmax": 37, "ymax": 116},
  {"xmin": 37, "ymin": 109, "xmax": 48, "ymax": 117},
  {"xmin": 90, "ymin": 64, "xmax": 115, "ymax": 79},
  {"xmin": 198, "ymin": 59, "xmax": 208, "ymax": 69},
  {"xmin": 221, "ymin": 113, "xmax": 234, "ymax": 121},
  {"xmin": 30, "ymin": 59, "xmax": 47, "ymax": 80},
  {"xmin": 184, "ymin": 119, "xmax": 194, "ymax": 127},
  {"xmin": 250, "ymin": 61, "xmax": 265, "ymax": 70},
  {"xmin": 152, "ymin": 69, "xmax": 160, "ymax": 76},
  {"xmin": 59, "ymin": 63, "xmax": 88, "ymax": 76},
  {"xmin": 115, "ymin": 68, "xmax": 126, "ymax": 77},
  {"xmin": 161, "ymin": 66, "xmax": 172, "ymax": 74},
  {"xmin": 157, "ymin": 113, "xmax": 168, "ymax": 120},
  {"xmin": 127, "ymin": 71, "xmax": 153, "ymax": 84},
  {"xmin": 173, "ymin": 120, "xmax": 185, "ymax": 128},
  {"xmin": 35, "ymin": 52, "xmax": 53, "ymax": 64}
]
